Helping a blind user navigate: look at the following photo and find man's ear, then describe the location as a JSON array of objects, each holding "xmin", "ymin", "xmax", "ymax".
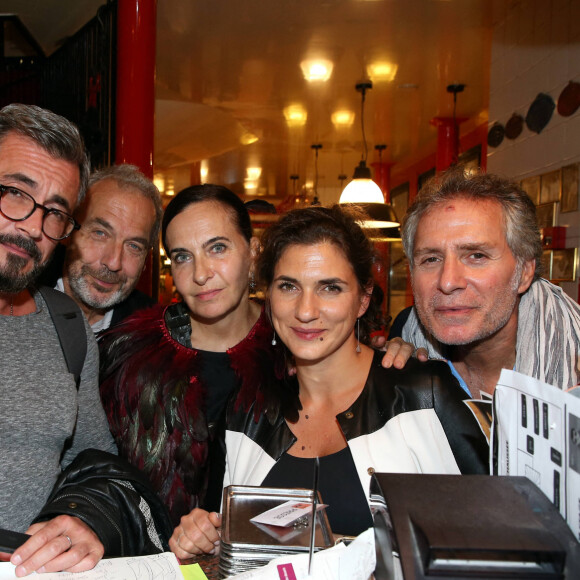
[{"xmin": 517, "ymin": 259, "xmax": 535, "ymax": 294}]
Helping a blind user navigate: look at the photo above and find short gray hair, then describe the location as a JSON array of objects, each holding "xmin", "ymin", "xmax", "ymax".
[
  {"xmin": 89, "ymin": 164, "xmax": 163, "ymax": 245},
  {"xmin": 402, "ymin": 168, "xmax": 543, "ymax": 279},
  {"xmin": 0, "ymin": 103, "xmax": 90, "ymax": 205}
]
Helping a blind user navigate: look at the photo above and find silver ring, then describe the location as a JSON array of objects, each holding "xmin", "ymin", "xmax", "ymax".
[{"xmin": 63, "ymin": 535, "xmax": 72, "ymax": 550}]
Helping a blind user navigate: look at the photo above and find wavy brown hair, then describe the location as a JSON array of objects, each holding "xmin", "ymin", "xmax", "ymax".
[{"xmin": 258, "ymin": 204, "xmax": 385, "ymax": 345}]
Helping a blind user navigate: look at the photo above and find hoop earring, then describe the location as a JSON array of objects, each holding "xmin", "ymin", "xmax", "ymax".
[
  {"xmin": 271, "ymin": 331, "xmax": 277, "ymax": 346},
  {"xmin": 356, "ymin": 318, "xmax": 361, "ymax": 353}
]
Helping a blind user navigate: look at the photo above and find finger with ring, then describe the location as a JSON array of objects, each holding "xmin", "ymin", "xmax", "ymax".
[{"xmin": 63, "ymin": 534, "xmax": 72, "ymax": 550}]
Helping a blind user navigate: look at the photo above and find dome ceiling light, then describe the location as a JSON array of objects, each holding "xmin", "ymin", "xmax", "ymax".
[
  {"xmin": 339, "ymin": 81, "xmax": 384, "ymax": 204},
  {"xmin": 339, "ymin": 81, "xmax": 399, "ymax": 229}
]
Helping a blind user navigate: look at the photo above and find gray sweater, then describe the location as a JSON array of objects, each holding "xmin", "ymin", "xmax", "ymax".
[{"xmin": 0, "ymin": 290, "xmax": 116, "ymax": 532}]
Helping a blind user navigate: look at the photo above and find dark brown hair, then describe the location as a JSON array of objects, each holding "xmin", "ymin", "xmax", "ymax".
[
  {"xmin": 258, "ymin": 204, "xmax": 384, "ymax": 345},
  {"xmin": 162, "ymin": 183, "xmax": 253, "ymax": 252}
]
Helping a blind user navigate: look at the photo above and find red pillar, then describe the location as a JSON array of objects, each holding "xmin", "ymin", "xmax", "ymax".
[
  {"xmin": 430, "ymin": 117, "xmax": 466, "ymax": 173},
  {"xmin": 371, "ymin": 161, "xmax": 395, "ymax": 202},
  {"xmin": 115, "ymin": 0, "xmax": 157, "ymax": 296},
  {"xmin": 116, "ymin": 0, "xmax": 156, "ymax": 173}
]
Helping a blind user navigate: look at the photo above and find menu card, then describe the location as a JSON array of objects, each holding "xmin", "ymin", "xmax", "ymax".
[
  {"xmin": 0, "ymin": 552, "xmax": 185, "ymax": 580},
  {"xmin": 493, "ymin": 369, "xmax": 580, "ymax": 540}
]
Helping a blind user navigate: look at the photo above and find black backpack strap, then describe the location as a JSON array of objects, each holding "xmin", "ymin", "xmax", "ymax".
[{"xmin": 38, "ymin": 286, "xmax": 87, "ymax": 386}]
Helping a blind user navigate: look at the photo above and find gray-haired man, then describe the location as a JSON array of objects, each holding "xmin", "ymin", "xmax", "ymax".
[
  {"xmin": 401, "ymin": 168, "xmax": 580, "ymax": 399},
  {"xmin": 42, "ymin": 164, "xmax": 162, "ymax": 332}
]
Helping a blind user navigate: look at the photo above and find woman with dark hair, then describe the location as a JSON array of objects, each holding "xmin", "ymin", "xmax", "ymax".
[
  {"xmin": 98, "ymin": 186, "xmax": 416, "ymax": 553},
  {"xmin": 99, "ymin": 184, "xmax": 272, "ymax": 527},
  {"xmin": 174, "ymin": 204, "xmax": 488, "ymax": 556}
]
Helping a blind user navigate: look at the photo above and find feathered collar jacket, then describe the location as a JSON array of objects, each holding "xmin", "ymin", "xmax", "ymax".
[{"xmin": 98, "ymin": 301, "xmax": 280, "ymax": 524}]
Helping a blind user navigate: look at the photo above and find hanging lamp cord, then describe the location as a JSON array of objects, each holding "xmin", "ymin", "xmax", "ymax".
[
  {"xmin": 360, "ymin": 86, "xmax": 368, "ymax": 163},
  {"xmin": 314, "ymin": 147, "xmax": 319, "ymax": 194},
  {"xmin": 452, "ymin": 90, "xmax": 459, "ymax": 164}
]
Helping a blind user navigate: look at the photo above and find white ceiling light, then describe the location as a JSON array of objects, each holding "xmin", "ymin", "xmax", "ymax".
[
  {"xmin": 283, "ymin": 104, "xmax": 307, "ymax": 127},
  {"xmin": 339, "ymin": 163, "xmax": 385, "ymax": 203},
  {"xmin": 339, "ymin": 81, "xmax": 400, "ymax": 229},
  {"xmin": 331, "ymin": 109, "xmax": 355, "ymax": 128},
  {"xmin": 300, "ymin": 59, "xmax": 333, "ymax": 82},
  {"xmin": 367, "ymin": 61, "xmax": 398, "ymax": 82}
]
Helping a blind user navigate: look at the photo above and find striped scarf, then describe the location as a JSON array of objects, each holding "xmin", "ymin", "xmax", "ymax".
[{"xmin": 401, "ymin": 278, "xmax": 580, "ymax": 389}]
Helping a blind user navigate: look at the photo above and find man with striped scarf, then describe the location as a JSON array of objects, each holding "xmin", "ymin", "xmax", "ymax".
[{"xmin": 400, "ymin": 168, "xmax": 580, "ymax": 400}]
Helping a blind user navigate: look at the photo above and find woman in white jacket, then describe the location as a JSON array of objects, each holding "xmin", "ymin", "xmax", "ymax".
[{"xmin": 172, "ymin": 204, "xmax": 488, "ymax": 554}]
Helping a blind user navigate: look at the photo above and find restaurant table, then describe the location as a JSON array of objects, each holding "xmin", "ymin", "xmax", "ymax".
[{"xmin": 183, "ymin": 553, "xmax": 220, "ymax": 579}]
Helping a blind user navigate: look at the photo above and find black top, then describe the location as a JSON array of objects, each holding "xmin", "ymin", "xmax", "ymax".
[
  {"xmin": 167, "ymin": 308, "xmax": 239, "ymax": 511},
  {"xmin": 167, "ymin": 308, "xmax": 238, "ymax": 425},
  {"xmin": 262, "ymin": 447, "xmax": 373, "ymax": 536},
  {"xmin": 199, "ymin": 350, "xmax": 237, "ymax": 512},
  {"xmin": 198, "ymin": 350, "xmax": 238, "ymax": 425}
]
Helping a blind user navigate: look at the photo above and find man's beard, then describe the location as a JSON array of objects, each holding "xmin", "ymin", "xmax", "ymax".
[
  {"xmin": 0, "ymin": 234, "xmax": 44, "ymax": 293},
  {"xmin": 68, "ymin": 265, "xmax": 130, "ymax": 310},
  {"xmin": 413, "ymin": 261, "xmax": 524, "ymax": 346}
]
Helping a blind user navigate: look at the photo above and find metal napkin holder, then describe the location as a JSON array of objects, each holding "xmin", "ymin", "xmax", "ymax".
[{"xmin": 218, "ymin": 485, "xmax": 333, "ymax": 578}]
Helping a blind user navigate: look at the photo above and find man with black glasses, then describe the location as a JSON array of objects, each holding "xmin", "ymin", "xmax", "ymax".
[{"xmin": 0, "ymin": 104, "xmax": 170, "ymax": 577}]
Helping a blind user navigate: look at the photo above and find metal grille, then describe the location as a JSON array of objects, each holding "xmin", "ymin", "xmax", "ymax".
[{"xmin": 41, "ymin": 3, "xmax": 116, "ymax": 169}]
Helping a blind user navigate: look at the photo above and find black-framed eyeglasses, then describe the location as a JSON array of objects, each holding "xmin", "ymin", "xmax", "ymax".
[{"xmin": 0, "ymin": 184, "xmax": 80, "ymax": 241}]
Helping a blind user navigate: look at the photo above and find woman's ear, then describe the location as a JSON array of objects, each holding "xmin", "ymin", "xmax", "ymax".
[
  {"xmin": 249, "ymin": 236, "xmax": 261, "ymax": 260},
  {"xmin": 358, "ymin": 282, "xmax": 373, "ymax": 317}
]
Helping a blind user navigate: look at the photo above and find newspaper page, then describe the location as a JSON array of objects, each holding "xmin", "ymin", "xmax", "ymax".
[
  {"xmin": 493, "ymin": 369, "xmax": 580, "ymax": 541},
  {"xmin": 0, "ymin": 552, "xmax": 185, "ymax": 580}
]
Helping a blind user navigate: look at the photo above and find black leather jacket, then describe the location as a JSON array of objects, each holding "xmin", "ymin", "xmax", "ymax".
[
  {"xmin": 224, "ymin": 353, "xmax": 489, "ymax": 494},
  {"xmin": 33, "ymin": 449, "xmax": 173, "ymax": 557}
]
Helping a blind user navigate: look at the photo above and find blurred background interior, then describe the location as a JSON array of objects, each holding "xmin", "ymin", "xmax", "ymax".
[{"xmin": 1, "ymin": 0, "xmax": 579, "ymax": 324}]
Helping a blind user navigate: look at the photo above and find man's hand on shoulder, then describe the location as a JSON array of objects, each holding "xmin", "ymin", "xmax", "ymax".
[
  {"xmin": 372, "ymin": 335, "xmax": 429, "ymax": 369},
  {"xmin": 11, "ymin": 515, "xmax": 104, "ymax": 577}
]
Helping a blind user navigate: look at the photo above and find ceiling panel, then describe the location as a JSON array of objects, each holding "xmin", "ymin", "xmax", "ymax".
[
  {"xmin": 0, "ymin": 0, "xmax": 492, "ymax": 205},
  {"xmin": 155, "ymin": 0, "xmax": 491, "ymax": 204}
]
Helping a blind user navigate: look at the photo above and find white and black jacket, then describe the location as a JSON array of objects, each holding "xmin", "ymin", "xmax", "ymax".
[{"xmin": 224, "ymin": 352, "xmax": 489, "ymax": 504}]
